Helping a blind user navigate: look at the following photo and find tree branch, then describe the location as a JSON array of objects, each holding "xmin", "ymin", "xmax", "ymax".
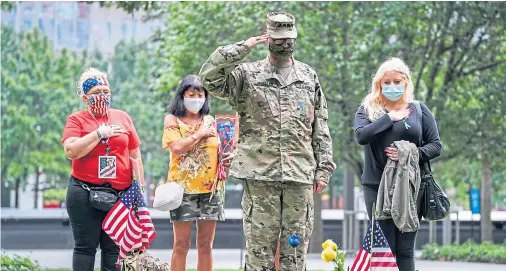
[
  {"xmin": 455, "ymin": 12, "xmax": 496, "ymax": 77},
  {"xmin": 426, "ymin": 2, "xmax": 454, "ymax": 102},
  {"xmin": 439, "ymin": 109, "xmax": 489, "ymax": 162},
  {"xmin": 414, "ymin": 18, "xmax": 436, "ymax": 92},
  {"xmin": 442, "ymin": 33, "xmax": 460, "ymax": 88},
  {"xmin": 460, "ymin": 60, "xmax": 506, "ymax": 77}
]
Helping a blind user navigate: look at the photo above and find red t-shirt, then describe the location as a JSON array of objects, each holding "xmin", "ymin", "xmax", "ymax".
[{"xmin": 61, "ymin": 109, "xmax": 141, "ymax": 190}]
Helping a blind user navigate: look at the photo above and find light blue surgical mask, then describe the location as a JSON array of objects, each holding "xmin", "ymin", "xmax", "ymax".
[{"xmin": 382, "ymin": 85, "xmax": 405, "ymax": 101}]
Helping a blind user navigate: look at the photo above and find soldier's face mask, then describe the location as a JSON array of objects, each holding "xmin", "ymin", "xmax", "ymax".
[{"xmin": 268, "ymin": 38, "xmax": 296, "ymax": 59}]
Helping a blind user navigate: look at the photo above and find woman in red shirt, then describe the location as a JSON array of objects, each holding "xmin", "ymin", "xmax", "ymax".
[{"xmin": 61, "ymin": 67, "xmax": 144, "ymax": 271}]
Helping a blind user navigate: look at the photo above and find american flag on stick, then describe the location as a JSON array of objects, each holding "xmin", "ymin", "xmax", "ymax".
[
  {"xmin": 102, "ymin": 180, "xmax": 156, "ymax": 265},
  {"xmin": 350, "ymin": 209, "xmax": 398, "ymax": 271}
]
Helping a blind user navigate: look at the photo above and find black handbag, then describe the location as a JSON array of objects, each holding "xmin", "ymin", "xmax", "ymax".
[
  {"xmin": 415, "ymin": 102, "xmax": 450, "ymax": 221},
  {"xmin": 73, "ymin": 177, "xmax": 122, "ymax": 211},
  {"xmin": 419, "ymin": 161, "xmax": 450, "ymax": 221},
  {"xmin": 86, "ymin": 185, "xmax": 120, "ymax": 211}
]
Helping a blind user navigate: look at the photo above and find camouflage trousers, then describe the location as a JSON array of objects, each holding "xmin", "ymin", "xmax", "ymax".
[{"xmin": 242, "ymin": 179, "xmax": 314, "ymax": 271}]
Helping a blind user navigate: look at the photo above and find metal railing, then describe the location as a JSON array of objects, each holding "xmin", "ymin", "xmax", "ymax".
[{"xmin": 340, "ymin": 210, "xmax": 463, "ymax": 251}]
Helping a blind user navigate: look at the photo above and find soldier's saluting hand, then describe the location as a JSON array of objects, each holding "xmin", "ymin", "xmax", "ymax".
[{"xmin": 244, "ymin": 32, "xmax": 269, "ymax": 48}]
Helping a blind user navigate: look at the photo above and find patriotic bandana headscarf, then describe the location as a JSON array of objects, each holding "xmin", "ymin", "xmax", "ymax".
[{"xmin": 82, "ymin": 76, "xmax": 111, "ymax": 115}]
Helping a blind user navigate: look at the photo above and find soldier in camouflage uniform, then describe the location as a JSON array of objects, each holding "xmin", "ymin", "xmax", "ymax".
[{"xmin": 199, "ymin": 12, "xmax": 336, "ymax": 270}]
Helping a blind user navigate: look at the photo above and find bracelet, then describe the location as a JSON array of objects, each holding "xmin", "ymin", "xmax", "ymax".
[
  {"xmin": 190, "ymin": 135, "xmax": 198, "ymax": 141},
  {"xmin": 96, "ymin": 130, "xmax": 103, "ymax": 140}
]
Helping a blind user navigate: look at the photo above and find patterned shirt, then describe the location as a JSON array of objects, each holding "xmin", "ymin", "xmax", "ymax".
[
  {"xmin": 162, "ymin": 115, "xmax": 219, "ymax": 194},
  {"xmin": 199, "ymin": 41, "xmax": 336, "ymax": 184}
]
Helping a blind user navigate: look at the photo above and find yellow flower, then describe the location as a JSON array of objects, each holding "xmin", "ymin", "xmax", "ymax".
[
  {"xmin": 322, "ymin": 239, "xmax": 338, "ymax": 251},
  {"xmin": 321, "ymin": 246, "xmax": 337, "ymax": 262}
]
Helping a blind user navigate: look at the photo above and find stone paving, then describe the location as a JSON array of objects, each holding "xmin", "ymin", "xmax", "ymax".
[{"xmin": 3, "ymin": 249, "xmax": 506, "ymax": 270}]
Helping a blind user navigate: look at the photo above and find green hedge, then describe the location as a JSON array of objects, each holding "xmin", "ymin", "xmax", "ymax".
[
  {"xmin": 1, "ymin": 254, "xmax": 41, "ymax": 271},
  {"xmin": 421, "ymin": 240, "xmax": 506, "ymax": 264},
  {"xmin": 43, "ymin": 189, "xmax": 67, "ymax": 202}
]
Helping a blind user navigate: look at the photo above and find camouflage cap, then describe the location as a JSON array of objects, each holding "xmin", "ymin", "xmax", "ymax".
[{"xmin": 266, "ymin": 12, "xmax": 297, "ymax": 39}]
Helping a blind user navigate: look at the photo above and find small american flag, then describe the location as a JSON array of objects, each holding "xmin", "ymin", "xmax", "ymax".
[
  {"xmin": 350, "ymin": 220, "xmax": 398, "ymax": 271},
  {"xmin": 102, "ymin": 181, "xmax": 156, "ymax": 265}
]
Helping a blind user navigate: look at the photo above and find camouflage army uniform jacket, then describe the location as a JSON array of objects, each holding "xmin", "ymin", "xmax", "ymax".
[{"xmin": 199, "ymin": 41, "xmax": 336, "ymax": 185}]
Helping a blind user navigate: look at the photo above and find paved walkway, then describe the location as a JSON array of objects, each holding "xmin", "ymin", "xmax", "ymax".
[{"xmin": 3, "ymin": 249, "xmax": 505, "ymax": 270}]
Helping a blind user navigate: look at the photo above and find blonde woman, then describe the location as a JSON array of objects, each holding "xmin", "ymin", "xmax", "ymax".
[
  {"xmin": 61, "ymin": 68, "xmax": 144, "ymax": 271},
  {"xmin": 353, "ymin": 58, "xmax": 442, "ymax": 271}
]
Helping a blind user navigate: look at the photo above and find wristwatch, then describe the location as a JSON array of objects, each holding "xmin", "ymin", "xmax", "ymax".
[{"xmin": 96, "ymin": 130, "xmax": 103, "ymax": 139}]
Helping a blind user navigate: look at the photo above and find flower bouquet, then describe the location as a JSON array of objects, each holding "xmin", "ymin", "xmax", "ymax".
[
  {"xmin": 321, "ymin": 239, "xmax": 347, "ymax": 271},
  {"xmin": 210, "ymin": 113, "xmax": 239, "ymax": 199},
  {"xmin": 214, "ymin": 114, "xmax": 238, "ymax": 181}
]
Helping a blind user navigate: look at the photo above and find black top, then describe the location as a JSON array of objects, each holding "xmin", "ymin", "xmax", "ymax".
[{"xmin": 353, "ymin": 102, "xmax": 442, "ymax": 185}]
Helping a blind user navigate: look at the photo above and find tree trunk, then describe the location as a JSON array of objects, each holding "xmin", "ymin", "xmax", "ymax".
[
  {"xmin": 309, "ymin": 193, "xmax": 323, "ymax": 253},
  {"xmin": 480, "ymin": 158, "xmax": 493, "ymax": 242},
  {"xmin": 33, "ymin": 167, "xmax": 41, "ymax": 209},
  {"xmin": 15, "ymin": 167, "xmax": 29, "ymax": 208},
  {"xmin": 1, "ymin": 164, "xmax": 7, "ymax": 184},
  {"xmin": 14, "ymin": 177, "xmax": 20, "ymax": 208},
  {"xmin": 328, "ymin": 178, "xmax": 334, "ymax": 209},
  {"xmin": 343, "ymin": 166, "xmax": 356, "ymax": 250}
]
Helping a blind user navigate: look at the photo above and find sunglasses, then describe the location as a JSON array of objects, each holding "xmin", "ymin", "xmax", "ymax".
[
  {"xmin": 272, "ymin": 38, "xmax": 295, "ymax": 45},
  {"xmin": 87, "ymin": 90, "xmax": 110, "ymax": 97}
]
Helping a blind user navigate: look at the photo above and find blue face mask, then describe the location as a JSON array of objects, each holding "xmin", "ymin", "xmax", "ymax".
[{"xmin": 382, "ymin": 85, "xmax": 405, "ymax": 101}]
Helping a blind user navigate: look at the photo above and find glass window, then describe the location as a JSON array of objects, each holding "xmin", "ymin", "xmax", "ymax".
[
  {"xmin": 41, "ymin": 2, "xmax": 53, "ymax": 18},
  {"xmin": 23, "ymin": 5, "xmax": 33, "ymax": 15},
  {"xmin": 77, "ymin": 20, "xmax": 89, "ymax": 49},
  {"xmin": 131, "ymin": 21, "xmax": 137, "ymax": 38},
  {"xmin": 107, "ymin": 22, "xmax": 112, "ymax": 40},
  {"xmin": 1, "ymin": 13, "xmax": 15, "ymax": 27},
  {"xmin": 44, "ymin": 19, "xmax": 55, "ymax": 43},
  {"xmin": 6, "ymin": 18, "xmax": 14, "ymax": 27},
  {"xmin": 78, "ymin": 2, "xmax": 89, "ymax": 19},
  {"xmin": 57, "ymin": 24, "xmax": 62, "ymax": 44},
  {"xmin": 121, "ymin": 23, "xmax": 127, "ymax": 39},
  {"xmin": 60, "ymin": 20, "xmax": 74, "ymax": 47},
  {"xmin": 38, "ymin": 18, "xmax": 44, "ymax": 31},
  {"xmin": 58, "ymin": 2, "xmax": 74, "ymax": 20},
  {"xmin": 23, "ymin": 18, "xmax": 32, "ymax": 29}
]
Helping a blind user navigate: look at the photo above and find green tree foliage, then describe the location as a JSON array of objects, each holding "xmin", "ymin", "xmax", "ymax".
[
  {"xmin": 2, "ymin": 2, "xmax": 505, "ymax": 217},
  {"xmin": 109, "ymin": 40, "xmax": 169, "ymax": 183},
  {"xmin": 1, "ymin": 25, "xmax": 85, "ymax": 206},
  {"xmin": 0, "ymin": 1, "xmax": 15, "ymax": 12},
  {"xmin": 149, "ymin": 0, "xmax": 506, "ymax": 195}
]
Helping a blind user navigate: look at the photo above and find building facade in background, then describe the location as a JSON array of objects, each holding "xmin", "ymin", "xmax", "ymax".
[{"xmin": 1, "ymin": 1, "xmax": 162, "ymax": 55}]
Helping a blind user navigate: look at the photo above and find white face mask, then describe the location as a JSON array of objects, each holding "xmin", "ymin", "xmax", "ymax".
[{"xmin": 183, "ymin": 97, "xmax": 206, "ymax": 114}]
